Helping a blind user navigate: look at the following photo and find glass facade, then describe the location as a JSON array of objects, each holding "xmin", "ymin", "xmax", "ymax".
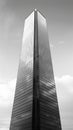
[
  {"xmin": 10, "ymin": 10, "xmax": 62, "ymax": 130},
  {"xmin": 38, "ymin": 12, "xmax": 61, "ymax": 130},
  {"xmin": 10, "ymin": 12, "xmax": 34, "ymax": 130}
]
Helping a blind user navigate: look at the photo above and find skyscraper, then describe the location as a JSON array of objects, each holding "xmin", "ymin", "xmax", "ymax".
[{"xmin": 10, "ymin": 10, "xmax": 62, "ymax": 130}]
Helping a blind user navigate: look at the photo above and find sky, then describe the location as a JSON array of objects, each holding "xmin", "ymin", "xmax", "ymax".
[{"xmin": 0, "ymin": 0, "xmax": 73, "ymax": 129}]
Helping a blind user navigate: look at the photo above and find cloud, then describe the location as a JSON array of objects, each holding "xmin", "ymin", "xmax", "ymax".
[
  {"xmin": 0, "ymin": 79, "xmax": 16, "ymax": 129},
  {"xmin": 55, "ymin": 75, "xmax": 73, "ymax": 130},
  {"xmin": 0, "ymin": 79, "xmax": 16, "ymax": 106},
  {"xmin": 0, "ymin": 128, "xmax": 9, "ymax": 130},
  {"xmin": 55, "ymin": 75, "xmax": 73, "ymax": 101}
]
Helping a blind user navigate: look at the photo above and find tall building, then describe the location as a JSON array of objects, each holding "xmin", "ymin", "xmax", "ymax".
[{"xmin": 10, "ymin": 10, "xmax": 62, "ymax": 130}]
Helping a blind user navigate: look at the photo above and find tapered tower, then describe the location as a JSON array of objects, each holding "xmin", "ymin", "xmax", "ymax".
[{"xmin": 10, "ymin": 10, "xmax": 62, "ymax": 130}]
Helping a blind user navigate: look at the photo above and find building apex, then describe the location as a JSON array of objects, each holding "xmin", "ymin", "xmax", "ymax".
[{"xmin": 35, "ymin": 9, "xmax": 37, "ymax": 11}]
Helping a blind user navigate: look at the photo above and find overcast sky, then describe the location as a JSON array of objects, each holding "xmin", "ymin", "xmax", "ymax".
[{"xmin": 0, "ymin": 0, "xmax": 73, "ymax": 130}]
